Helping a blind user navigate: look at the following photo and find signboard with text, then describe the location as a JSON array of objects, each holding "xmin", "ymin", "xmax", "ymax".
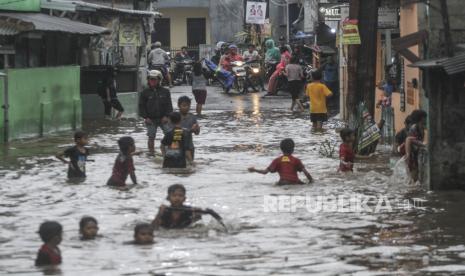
[
  {"xmin": 319, "ymin": 4, "xmax": 343, "ymax": 21},
  {"xmin": 378, "ymin": 7, "xmax": 399, "ymax": 29},
  {"xmin": 342, "ymin": 19, "xmax": 361, "ymax": 45},
  {"xmin": 245, "ymin": 1, "xmax": 267, "ymax": 25}
]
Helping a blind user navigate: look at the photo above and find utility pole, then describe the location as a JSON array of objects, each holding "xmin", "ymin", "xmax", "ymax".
[
  {"xmin": 347, "ymin": 0, "xmax": 379, "ymax": 120},
  {"xmin": 439, "ymin": 0, "xmax": 454, "ymax": 57}
]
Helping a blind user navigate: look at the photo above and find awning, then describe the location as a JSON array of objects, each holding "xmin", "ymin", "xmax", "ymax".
[
  {"xmin": 408, "ymin": 52, "xmax": 465, "ymax": 75},
  {"xmin": 41, "ymin": 0, "xmax": 162, "ymax": 17},
  {"xmin": 0, "ymin": 12, "xmax": 109, "ymax": 35}
]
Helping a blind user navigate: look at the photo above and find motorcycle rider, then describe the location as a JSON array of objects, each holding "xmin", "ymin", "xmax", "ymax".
[
  {"xmin": 264, "ymin": 39, "xmax": 281, "ymax": 80},
  {"xmin": 221, "ymin": 44, "xmax": 243, "ymax": 72},
  {"xmin": 174, "ymin": 46, "xmax": 192, "ymax": 82},
  {"xmin": 266, "ymin": 46, "xmax": 291, "ymax": 96},
  {"xmin": 243, "ymin": 44, "xmax": 260, "ymax": 62},
  {"xmin": 148, "ymin": 41, "xmax": 173, "ymax": 87},
  {"xmin": 243, "ymin": 44, "xmax": 265, "ymax": 91}
]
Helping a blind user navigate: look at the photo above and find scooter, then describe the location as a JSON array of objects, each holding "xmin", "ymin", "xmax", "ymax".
[
  {"xmin": 175, "ymin": 58, "xmax": 194, "ymax": 85},
  {"xmin": 244, "ymin": 61, "xmax": 262, "ymax": 93},
  {"xmin": 230, "ymin": 60, "xmax": 247, "ymax": 94}
]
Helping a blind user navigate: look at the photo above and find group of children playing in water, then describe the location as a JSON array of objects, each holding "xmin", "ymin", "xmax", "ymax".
[
  {"xmin": 41, "ymin": 74, "xmax": 428, "ymax": 267},
  {"xmin": 35, "ymin": 184, "xmax": 198, "ymax": 266}
]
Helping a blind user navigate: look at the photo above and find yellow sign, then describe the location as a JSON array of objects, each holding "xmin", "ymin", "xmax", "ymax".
[
  {"xmin": 119, "ymin": 21, "xmax": 140, "ymax": 47},
  {"xmin": 342, "ymin": 19, "xmax": 361, "ymax": 45}
]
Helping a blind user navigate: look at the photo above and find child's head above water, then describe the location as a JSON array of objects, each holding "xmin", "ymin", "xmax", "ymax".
[
  {"xmin": 280, "ymin": 139, "xmax": 295, "ymax": 155},
  {"xmin": 166, "ymin": 184, "xmax": 186, "ymax": 207},
  {"xmin": 169, "ymin": 112, "xmax": 182, "ymax": 125},
  {"xmin": 118, "ymin": 136, "xmax": 136, "ymax": 155},
  {"xmin": 177, "ymin": 96, "xmax": 192, "ymax": 115},
  {"xmin": 79, "ymin": 216, "xmax": 99, "ymax": 240},
  {"xmin": 38, "ymin": 221, "xmax": 63, "ymax": 245},
  {"xmin": 134, "ymin": 223, "xmax": 154, "ymax": 245},
  {"xmin": 340, "ymin": 128, "xmax": 356, "ymax": 143},
  {"xmin": 74, "ymin": 131, "xmax": 89, "ymax": 146}
]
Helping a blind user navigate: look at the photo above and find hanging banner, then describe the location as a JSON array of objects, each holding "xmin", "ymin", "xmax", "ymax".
[
  {"xmin": 342, "ymin": 19, "xmax": 361, "ymax": 45},
  {"xmin": 245, "ymin": 1, "xmax": 267, "ymax": 25},
  {"xmin": 119, "ymin": 21, "xmax": 141, "ymax": 47}
]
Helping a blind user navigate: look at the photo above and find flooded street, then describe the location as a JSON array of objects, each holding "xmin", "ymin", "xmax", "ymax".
[{"xmin": 1, "ymin": 86, "xmax": 465, "ymax": 276}]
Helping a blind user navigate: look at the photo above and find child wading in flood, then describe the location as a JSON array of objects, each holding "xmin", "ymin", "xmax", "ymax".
[
  {"xmin": 152, "ymin": 184, "xmax": 202, "ymax": 229},
  {"xmin": 107, "ymin": 136, "xmax": 138, "ymax": 187},
  {"xmin": 161, "ymin": 112, "xmax": 194, "ymax": 168},
  {"xmin": 338, "ymin": 128, "xmax": 372, "ymax": 172},
  {"xmin": 79, "ymin": 216, "xmax": 99, "ymax": 240},
  {"xmin": 178, "ymin": 96, "xmax": 200, "ymax": 159},
  {"xmin": 133, "ymin": 223, "xmax": 154, "ymax": 245},
  {"xmin": 191, "ymin": 62, "xmax": 208, "ymax": 116},
  {"xmin": 284, "ymin": 56, "xmax": 305, "ymax": 112},
  {"xmin": 56, "ymin": 131, "xmax": 89, "ymax": 179},
  {"xmin": 306, "ymin": 70, "xmax": 333, "ymax": 131},
  {"xmin": 403, "ymin": 110, "xmax": 427, "ymax": 182},
  {"xmin": 35, "ymin": 221, "xmax": 63, "ymax": 266},
  {"xmin": 248, "ymin": 138, "xmax": 313, "ymax": 185}
]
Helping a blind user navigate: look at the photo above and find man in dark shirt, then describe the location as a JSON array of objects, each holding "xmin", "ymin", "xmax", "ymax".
[
  {"xmin": 139, "ymin": 70, "xmax": 174, "ymax": 155},
  {"xmin": 161, "ymin": 112, "xmax": 193, "ymax": 168}
]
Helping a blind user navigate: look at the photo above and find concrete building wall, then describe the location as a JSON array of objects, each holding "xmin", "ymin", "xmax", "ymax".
[
  {"xmin": 157, "ymin": 8, "xmax": 211, "ymax": 49},
  {"xmin": 304, "ymin": 0, "xmax": 319, "ymax": 33},
  {"xmin": 209, "ymin": 0, "xmax": 244, "ymax": 43},
  {"xmin": 0, "ymin": 66, "xmax": 81, "ymax": 142},
  {"xmin": 423, "ymin": 0, "xmax": 465, "ymax": 189}
]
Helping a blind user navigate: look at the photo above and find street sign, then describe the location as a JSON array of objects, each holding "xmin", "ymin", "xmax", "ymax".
[
  {"xmin": 245, "ymin": 1, "xmax": 267, "ymax": 25},
  {"xmin": 319, "ymin": 4, "xmax": 343, "ymax": 21},
  {"xmin": 378, "ymin": 7, "xmax": 399, "ymax": 29}
]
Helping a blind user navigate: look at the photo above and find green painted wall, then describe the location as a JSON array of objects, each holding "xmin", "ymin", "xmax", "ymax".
[
  {"xmin": 0, "ymin": 66, "xmax": 81, "ymax": 142},
  {"xmin": 0, "ymin": 0, "xmax": 40, "ymax": 11}
]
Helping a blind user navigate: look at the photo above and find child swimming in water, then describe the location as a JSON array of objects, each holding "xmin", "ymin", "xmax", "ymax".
[
  {"xmin": 107, "ymin": 136, "xmax": 138, "ymax": 187},
  {"xmin": 133, "ymin": 223, "xmax": 154, "ymax": 245},
  {"xmin": 152, "ymin": 184, "xmax": 202, "ymax": 229},
  {"xmin": 79, "ymin": 216, "xmax": 99, "ymax": 240},
  {"xmin": 248, "ymin": 138, "xmax": 313, "ymax": 185},
  {"xmin": 35, "ymin": 221, "xmax": 63, "ymax": 266}
]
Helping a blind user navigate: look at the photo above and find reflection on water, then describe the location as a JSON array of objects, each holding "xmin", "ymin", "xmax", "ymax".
[{"xmin": 1, "ymin": 91, "xmax": 465, "ymax": 275}]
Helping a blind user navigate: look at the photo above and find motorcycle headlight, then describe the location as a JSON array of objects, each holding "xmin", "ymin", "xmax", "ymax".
[
  {"xmin": 252, "ymin": 68, "xmax": 260, "ymax": 74},
  {"xmin": 235, "ymin": 61, "xmax": 244, "ymax": 66}
]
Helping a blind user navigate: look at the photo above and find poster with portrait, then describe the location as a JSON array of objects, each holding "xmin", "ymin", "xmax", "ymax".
[{"xmin": 246, "ymin": 1, "xmax": 267, "ymax": 25}]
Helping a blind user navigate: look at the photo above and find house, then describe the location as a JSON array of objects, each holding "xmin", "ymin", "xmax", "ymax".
[
  {"xmin": 40, "ymin": 0, "xmax": 161, "ymax": 119},
  {"xmin": 0, "ymin": 1, "xmax": 109, "ymax": 142}
]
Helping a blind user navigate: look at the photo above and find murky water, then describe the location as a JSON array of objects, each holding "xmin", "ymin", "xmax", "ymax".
[{"xmin": 1, "ymin": 88, "xmax": 465, "ymax": 275}]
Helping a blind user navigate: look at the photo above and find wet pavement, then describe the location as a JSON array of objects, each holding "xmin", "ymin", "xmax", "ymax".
[{"xmin": 1, "ymin": 86, "xmax": 465, "ymax": 275}]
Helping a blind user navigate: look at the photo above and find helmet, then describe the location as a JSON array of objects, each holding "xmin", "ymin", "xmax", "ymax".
[
  {"xmin": 228, "ymin": 44, "xmax": 238, "ymax": 49},
  {"xmin": 148, "ymin": 70, "xmax": 163, "ymax": 80},
  {"xmin": 216, "ymin": 41, "xmax": 225, "ymax": 51},
  {"xmin": 154, "ymin": 41, "xmax": 162, "ymax": 47}
]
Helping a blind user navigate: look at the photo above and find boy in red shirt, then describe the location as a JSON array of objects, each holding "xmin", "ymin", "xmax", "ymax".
[
  {"xmin": 107, "ymin": 136, "xmax": 138, "ymax": 188},
  {"xmin": 248, "ymin": 138, "xmax": 313, "ymax": 185},
  {"xmin": 35, "ymin": 221, "xmax": 63, "ymax": 266},
  {"xmin": 338, "ymin": 128, "xmax": 372, "ymax": 172}
]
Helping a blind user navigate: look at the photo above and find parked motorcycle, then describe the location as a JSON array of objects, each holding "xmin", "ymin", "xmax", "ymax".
[{"xmin": 175, "ymin": 58, "xmax": 194, "ymax": 85}]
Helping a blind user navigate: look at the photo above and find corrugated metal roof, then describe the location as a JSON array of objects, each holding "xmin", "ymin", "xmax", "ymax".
[
  {"xmin": 0, "ymin": 12, "xmax": 109, "ymax": 35},
  {"xmin": 0, "ymin": 25, "xmax": 20, "ymax": 36},
  {"xmin": 409, "ymin": 52, "xmax": 465, "ymax": 75},
  {"xmin": 441, "ymin": 52, "xmax": 465, "ymax": 75},
  {"xmin": 41, "ymin": 0, "xmax": 162, "ymax": 17}
]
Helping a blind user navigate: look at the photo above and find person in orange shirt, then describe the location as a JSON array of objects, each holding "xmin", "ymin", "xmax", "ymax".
[{"xmin": 306, "ymin": 70, "xmax": 333, "ymax": 131}]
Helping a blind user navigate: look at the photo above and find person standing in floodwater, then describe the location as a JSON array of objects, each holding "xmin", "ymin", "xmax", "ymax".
[
  {"xmin": 139, "ymin": 70, "xmax": 173, "ymax": 155},
  {"xmin": 56, "ymin": 131, "xmax": 89, "ymax": 179}
]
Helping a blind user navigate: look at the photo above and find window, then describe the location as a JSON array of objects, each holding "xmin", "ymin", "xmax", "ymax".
[
  {"xmin": 153, "ymin": 18, "xmax": 170, "ymax": 48},
  {"xmin": 187, "ymin": 18, "xmax": 206, "ymax": 47}
]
